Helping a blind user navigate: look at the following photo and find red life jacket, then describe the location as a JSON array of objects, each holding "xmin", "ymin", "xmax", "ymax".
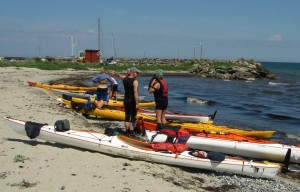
[{"xmin": 153, "ymin": 78, "xmax": 168, "ymax": 98}]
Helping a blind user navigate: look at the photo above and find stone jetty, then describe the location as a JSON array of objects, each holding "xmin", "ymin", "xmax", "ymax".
[{"xmin": 108, "ymin": 58, "xmax": 276, "ymax": 80}]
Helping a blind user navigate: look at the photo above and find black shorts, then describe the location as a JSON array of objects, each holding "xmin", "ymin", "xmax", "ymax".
[
  {"xmin": 123, "ymin": 99, "xmax": 137, "ymax": 123},
  {"xmin": 155, "ymin": 97, "xmax": 168, "ymax": 110},
  {"xmin": 111, "ymin": 84, "xmax": 118, "ymax": 92}
]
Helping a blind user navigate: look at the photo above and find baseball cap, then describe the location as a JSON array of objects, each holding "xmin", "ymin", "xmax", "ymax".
[
  {"xmin": 154, "ymin": 70, "xmax": 163, "ymax": 78},
  {"xmin": 130, "ymin": 67, "xmax": 140, "ymax": 74}
]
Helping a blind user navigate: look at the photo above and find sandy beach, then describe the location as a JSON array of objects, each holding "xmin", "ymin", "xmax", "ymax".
[{"xmin": 0, "ymin": 67, "xmax": 299, "ymax": 192}]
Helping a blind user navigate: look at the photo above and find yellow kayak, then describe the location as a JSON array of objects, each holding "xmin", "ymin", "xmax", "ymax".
[
  {"xmin": 61, "ymin": 99, "xmax": 156, "ymax": 122},
  {"xmin": 66, "ymin": 96, "xmax": 155, "ymax": 108},
  {"xmin": 176, "ymin": 122, "xmax": 275, "ymax": 139},
  {"xmin": 28, "ymin": 81, "xmax": 97, "ymax": 91},
  {"xmin": 141, "ymin": 120, "xmax": 275, "ymax": 139}
]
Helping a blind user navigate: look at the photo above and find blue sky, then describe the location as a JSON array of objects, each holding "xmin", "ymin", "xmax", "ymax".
[{"xmin": 1, "ymin": 0, "xmax": 300, "ymax": 62}]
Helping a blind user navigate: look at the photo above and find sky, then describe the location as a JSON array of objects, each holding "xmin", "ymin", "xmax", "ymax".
[{"xmin": 1, "ymin": 0, "xmax": 300, "ymax": 62}]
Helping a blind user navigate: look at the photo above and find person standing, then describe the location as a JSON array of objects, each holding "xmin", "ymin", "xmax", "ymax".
[
  {"xmin": 148, "ymin": 70, "xmax": 168, "ymax": 131},
  {"xmin": 108, "ymin": 74, "xmax": 118, "ymax": 100},
  {"xmin": 92, "ymin": 68, "xmax": 110, "ymax": 109},
  {"xmin": 115, "ymin": 67, "xmax": 140, "ymax": 137}
]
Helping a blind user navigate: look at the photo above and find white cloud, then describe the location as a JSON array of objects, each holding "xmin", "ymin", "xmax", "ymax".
[{"xmin": 267, "ymin": 34, "xmax": 282, "ymax": 42}]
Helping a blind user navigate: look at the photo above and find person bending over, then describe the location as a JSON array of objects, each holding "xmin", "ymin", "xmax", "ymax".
[{"xmin": 92, "ymin": 68, "xmax": 110, "ymax": 109}]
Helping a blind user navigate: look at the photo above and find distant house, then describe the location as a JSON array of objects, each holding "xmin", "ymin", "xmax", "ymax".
[{"xmin": 84, "ymin": 50, "xmax": 100, "ymax": 63}]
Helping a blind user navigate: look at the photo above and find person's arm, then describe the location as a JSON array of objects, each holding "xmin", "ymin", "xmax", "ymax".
[
  {"xmin": 113, "ymin": 72, "xmax": 126, "ymax": 80},
  {"xmin": 147, "ymin": 77, "xmax": 155, "ymax": 91},
  {"xmin": 133, "ymin": 80, "xmax": 139, "ymax": 108},
  {"xmin": 91, "ymin": 75, "xmax": 99, "ymax": 83},
  {"xmin": 148, "ymin": 80, "xmax": 160, "ymax": 94}
]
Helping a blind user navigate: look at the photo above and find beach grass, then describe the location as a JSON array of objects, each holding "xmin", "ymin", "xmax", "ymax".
[
  {"xmin": 0, "ymin": 59, "xmax": 236, "ymax": 71},
  {"xmin": 0, "ymin": 59, "xmax": 195, "ymax": 71}
]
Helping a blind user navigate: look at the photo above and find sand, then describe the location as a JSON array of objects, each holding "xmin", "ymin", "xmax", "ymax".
[{"xmin": 0, "ymin": 67, "xmax": 299, "ymax": 192}]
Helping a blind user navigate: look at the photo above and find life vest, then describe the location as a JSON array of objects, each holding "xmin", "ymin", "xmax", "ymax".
[{"xmin": 153, "ymin": 78, "xmax": 168, "ymax": 98}]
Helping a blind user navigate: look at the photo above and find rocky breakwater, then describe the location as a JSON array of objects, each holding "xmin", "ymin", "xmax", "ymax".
[
  {"xmin": 188, "ymin": 59, "xmax": 275, "ymax": 80},
  {"xmin": 114, "ymin": 58, "xmax": 275, "ymax": 80}
]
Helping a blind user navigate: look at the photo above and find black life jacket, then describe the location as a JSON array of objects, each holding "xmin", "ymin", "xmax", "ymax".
[{"xmin": 153, "ymin": 78, "xmax": 168, "ymax": 98}]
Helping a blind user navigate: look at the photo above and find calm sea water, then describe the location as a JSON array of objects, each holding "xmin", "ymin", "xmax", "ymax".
[{"xmin": 85, "ymin": 62, "xmax": 300, "ymax": 144}]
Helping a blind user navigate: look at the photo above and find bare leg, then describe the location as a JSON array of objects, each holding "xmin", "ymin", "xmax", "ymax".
[
  {"xmin": 97, "ymin": 100, "xmax": 103, "ymax": 109},
  {"xmin": 161, "ymin": 109, "xmax": 167, "ymax": 124},
  {"xmin": 156, "ymin": 109, "xmax": 163, "ymax": 124}
]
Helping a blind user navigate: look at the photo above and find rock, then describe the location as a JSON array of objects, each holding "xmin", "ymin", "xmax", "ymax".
[{"xmin": 113, "ymin": 58, "xmax": 275, "ymax": 81}]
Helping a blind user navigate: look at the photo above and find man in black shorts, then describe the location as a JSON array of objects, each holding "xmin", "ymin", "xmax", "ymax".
[
  {"xmin": 148, "ymin": 70, "xmax": 168, "ymax": 131},
  {"xmin": 115, "ymin": 67, "xmax": 140, "ymax": 137}
]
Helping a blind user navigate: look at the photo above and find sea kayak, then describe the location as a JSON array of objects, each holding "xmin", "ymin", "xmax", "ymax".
[
  {"xmin": 147, "ymin": 129, "xmax": 300, "ymax": 164},
  {"xmin": 3, "ymin": 117, "xmax": 281, "ymax": 178},
  {"xmin": 63, "ymin": 96, "xmax": 155, "ymax": 108},
  {"xmin": 61, "ymin": 99, "xmax": 156, "ymax": 122},
  {"xmin": 50, "ymin": 88, "xmax": 145, "ymax": 101},
  {"xmin": 27, "ymin": 81, "xmax": 97, "ymax": 91},
  {"xmin": 137, "ymin": 119, "xmax": 275, "ymax": 139},
  {"xmin": 132, "ymin": 107, "xmax": 217, "ymax": 122}
]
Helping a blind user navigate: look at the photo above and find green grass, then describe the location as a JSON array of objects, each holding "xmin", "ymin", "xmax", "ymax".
[
  {"xmin": 0, "ymin": 172, "xmax": 7, "ymax": 179},
  {"xmin": 13, "ymin": 155, "xmax": 30, "ymax": 163},
  {"xmin": 0, "ymin": 59, "xmax": 237, "ymax": 71},
  {"xmin": 86, "ymin": 61, "xmax": 195, "ymax": 71},
  {"xmin": 0, "ymin": 60, "xmax": 195, "ymax": 71}
]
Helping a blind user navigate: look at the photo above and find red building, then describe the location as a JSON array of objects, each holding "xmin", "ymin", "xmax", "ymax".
[{"xmin": 84, "ymin": 50, "xmax": 100, "ymax": 63}]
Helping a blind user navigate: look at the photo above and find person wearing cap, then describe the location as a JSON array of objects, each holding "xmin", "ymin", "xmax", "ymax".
[
  {"xmin": 92, "ymin": 67, "xmax": 110, "ymax": 109},
  {"xmin": 148, "ymin": 69, "xmax": 168, "ymax": 131},
  {"xmin": 114, "ymin": 67, "xmax": 140, "ymax": 137}
]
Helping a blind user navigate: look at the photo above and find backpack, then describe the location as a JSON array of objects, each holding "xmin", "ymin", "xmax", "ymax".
[
  {"xmin": 25, "ymin": 121, "xmax": 46, "ymax": 139},
  {"xmin": 83, "ymin": 99, "xmax": 96, "ymax": 112},
  {"xmin": 54, "ymin": 119, "xmax": 70, "ymax": 132}
]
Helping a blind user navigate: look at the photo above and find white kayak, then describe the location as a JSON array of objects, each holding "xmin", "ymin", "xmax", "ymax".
[
  {"xmin": 4, "ymin": 117, "xmax": 281, "ymax": 178},
  {"xmin": 146, "ymin": 131, "xmax": 300, "ymax": 164},
  {"xmin": 185, "ymin": 136, "xmax": 300, "ymax": 164},
  {"xmin": 137, "ymin": 108, "xmax": 217, "ymax": 122}
]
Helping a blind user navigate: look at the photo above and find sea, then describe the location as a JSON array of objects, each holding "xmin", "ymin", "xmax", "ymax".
[{"xmin": 85, "ymin": 62, "xmax": 300, "ymax": 144}]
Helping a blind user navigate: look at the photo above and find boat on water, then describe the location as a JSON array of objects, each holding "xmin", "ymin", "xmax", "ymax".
[{"xmin": 3, "ymin": 117, "xmax": 281, "ymax": 178}]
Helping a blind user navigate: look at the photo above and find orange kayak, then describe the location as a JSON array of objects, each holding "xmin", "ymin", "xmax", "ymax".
[{"xmin": 137, "ymin": 119, "xmax": 275, "ymax": 139}]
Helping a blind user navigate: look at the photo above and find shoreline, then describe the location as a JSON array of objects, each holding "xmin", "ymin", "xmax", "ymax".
[{"xmin": 0, "ymin": 67, "xmax": 299, "ymax": 191}]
